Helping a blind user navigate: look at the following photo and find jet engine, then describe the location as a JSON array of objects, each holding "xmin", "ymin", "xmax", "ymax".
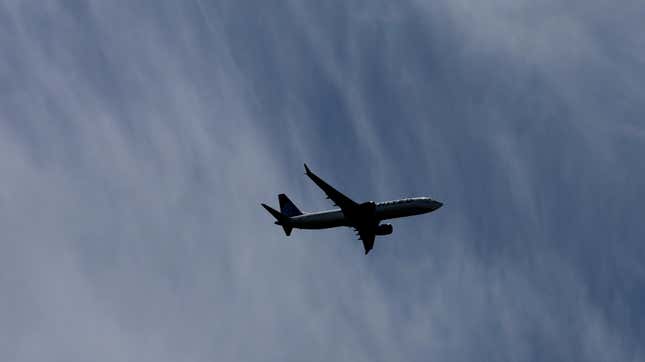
[{"xmin": 375, "ymin": 223, "xmax": 393, "ymax": 235}]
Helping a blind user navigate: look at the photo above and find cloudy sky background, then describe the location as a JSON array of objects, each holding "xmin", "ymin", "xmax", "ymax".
[{"xmin": 1, "ymin": 1, "xmax": 644, "ymax": 361}]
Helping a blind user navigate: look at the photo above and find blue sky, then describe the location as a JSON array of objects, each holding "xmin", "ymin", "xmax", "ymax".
[{"xmin": 1, "ymin": 1, "xmax": 644, "ymax": 361}]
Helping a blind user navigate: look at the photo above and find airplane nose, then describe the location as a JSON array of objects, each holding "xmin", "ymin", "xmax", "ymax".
[{"xmin": 432, "ymin": 200, "xmax": 443, "ymax": 210}]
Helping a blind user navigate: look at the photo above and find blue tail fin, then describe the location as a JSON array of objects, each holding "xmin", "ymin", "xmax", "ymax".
[{"xmin": 278, "ymin": 194, "xmax": 302, "ymax": 217}]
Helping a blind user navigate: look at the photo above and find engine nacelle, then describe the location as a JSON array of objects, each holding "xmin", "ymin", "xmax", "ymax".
[{"xmin": 375, "ymin": 223, "xmax": 393, "ymax": 236}]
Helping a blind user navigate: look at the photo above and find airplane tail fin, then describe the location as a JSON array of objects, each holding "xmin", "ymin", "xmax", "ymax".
[
  {"xmin": 261, "ymin": 203, "xmax": 293, "ymax": 236},
  {"xmin": 278, "ymin": 194, "xmax": 302, "ymax": 217}
]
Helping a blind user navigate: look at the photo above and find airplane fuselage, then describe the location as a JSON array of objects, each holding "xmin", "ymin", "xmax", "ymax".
[{"xmin": 288, "ymin": 197, "xmax": 442, "ymax": 230}]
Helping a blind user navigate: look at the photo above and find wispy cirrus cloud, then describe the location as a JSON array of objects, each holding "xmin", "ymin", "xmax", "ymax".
[{"xmin": 1, "ymin": 1, "xmax": 643, "ymax": 361}]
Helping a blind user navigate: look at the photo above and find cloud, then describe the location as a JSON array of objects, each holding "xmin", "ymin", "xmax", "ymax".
[{"xmin": 1, "ymin": 1, "xmax": 643, "ymax": 361}]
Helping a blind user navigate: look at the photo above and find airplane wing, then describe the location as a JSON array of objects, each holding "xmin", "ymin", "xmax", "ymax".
[
  {"xmin": 304, "ymin": 164, "xmax": 359, "ymax": 212},
  {"xmin": 304, "ymin": 164, "xmax": 377, "ymax": 254},
  {"xmin": 355, "ymin": 227, "xmax": 375, "ymax": 255}
]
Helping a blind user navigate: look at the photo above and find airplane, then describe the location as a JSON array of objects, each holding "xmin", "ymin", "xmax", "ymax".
[{"xmin": 261, "ymin": 164, "xmax": 443, "ymax": 254}]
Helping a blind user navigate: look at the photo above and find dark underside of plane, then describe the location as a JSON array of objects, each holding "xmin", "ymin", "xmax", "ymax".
[{"xmin": 262, "ymin": 164, "xmax": 442, "ymax": 254}]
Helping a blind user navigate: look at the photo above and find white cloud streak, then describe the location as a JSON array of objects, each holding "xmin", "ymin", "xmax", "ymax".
[{"xmin": 1, "ymin": 1, "xmax": 643, "ymax": 361}]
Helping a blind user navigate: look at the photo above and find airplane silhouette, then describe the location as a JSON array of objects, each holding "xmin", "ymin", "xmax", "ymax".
[{"xmin": 261, "ymin": 164, "xmax": 443, "ymax": 254}]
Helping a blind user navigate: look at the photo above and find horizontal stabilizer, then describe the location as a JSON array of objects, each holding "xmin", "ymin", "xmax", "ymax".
[
  {"xmin": 261, "ymin": 203, "xmax": 284, "ymax": 221},
  {"xmin": 261, "ymin": 203, "xmax": 293, "ymax": 236}
]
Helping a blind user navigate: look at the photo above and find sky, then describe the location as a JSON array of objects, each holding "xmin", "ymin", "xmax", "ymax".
[{"xmin": 1, "ymin": 1, "xmax": 644, "ymax": 361}]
